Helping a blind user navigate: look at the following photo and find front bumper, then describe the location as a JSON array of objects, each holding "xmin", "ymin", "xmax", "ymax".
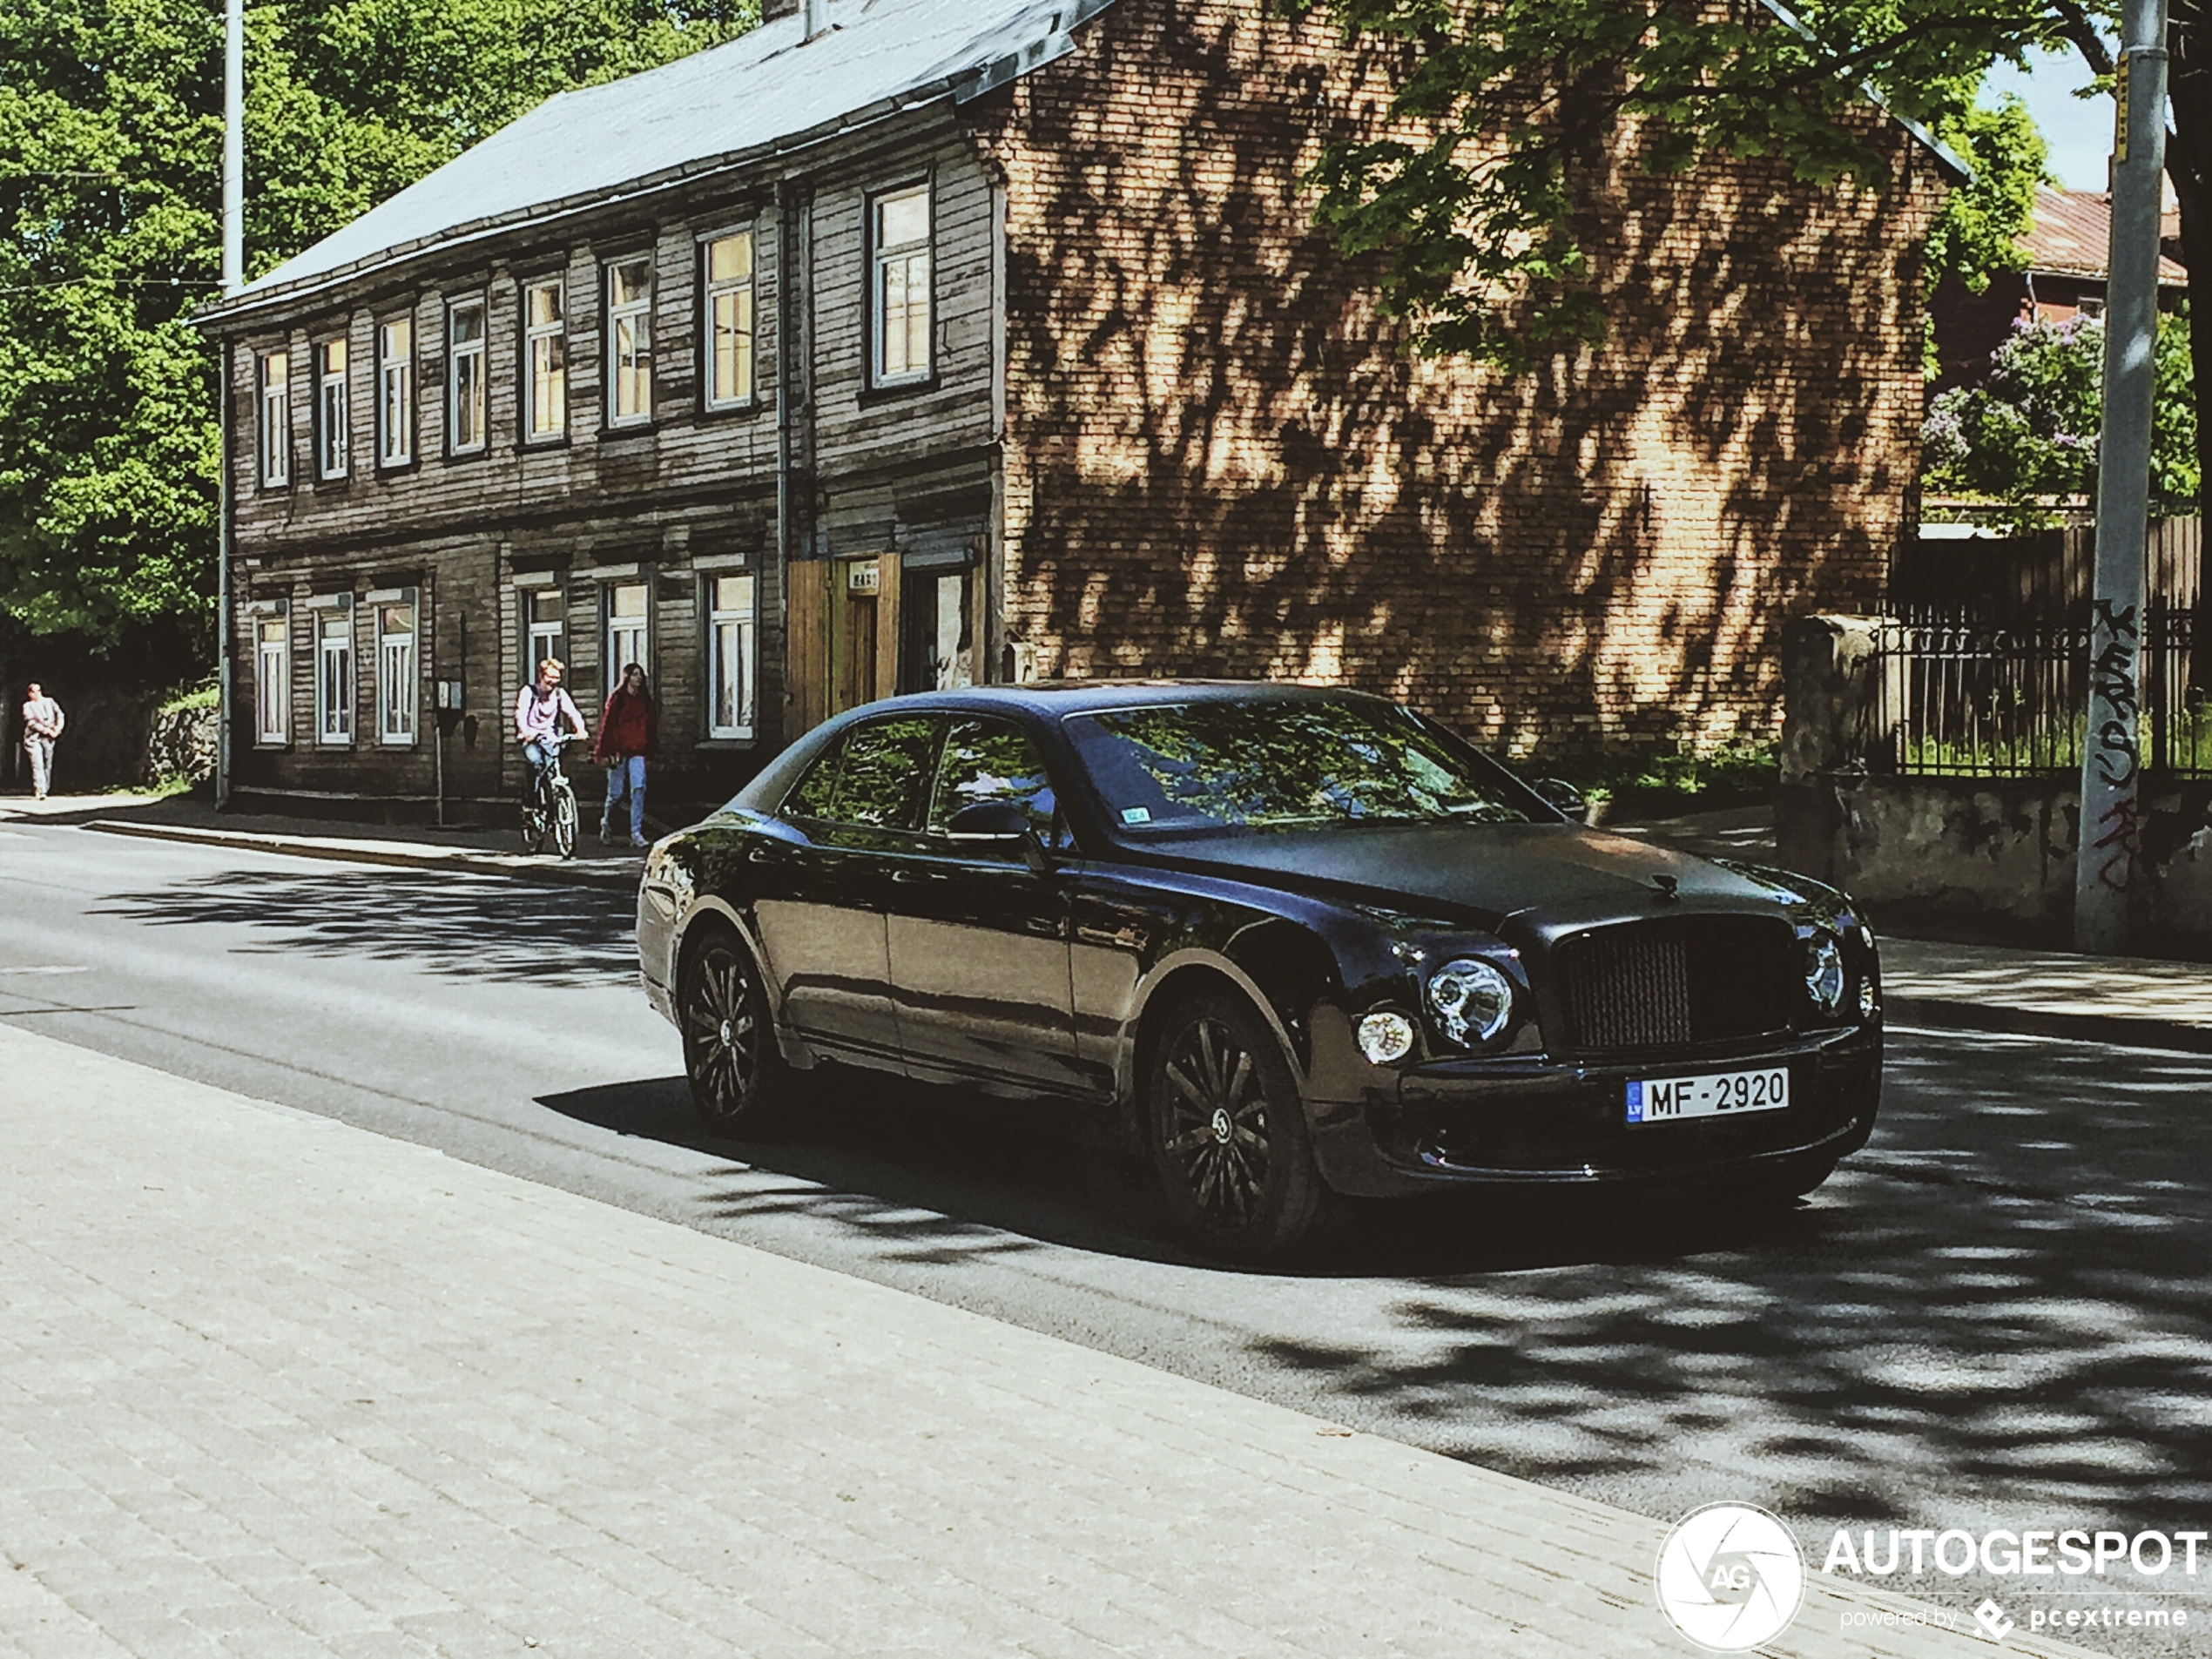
[{"xmin": 1306, "ymin": 1024, "xmax": 1881, "ymax": 1197}]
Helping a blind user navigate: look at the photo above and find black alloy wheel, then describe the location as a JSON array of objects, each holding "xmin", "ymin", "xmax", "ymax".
[
  {"xmin": 679, "ymin": 930, "xmax": 786, "ymax": 1132},
  {"xmin": 1147, "ymin": 988, "xmax": 1331, "ymax": 1258}
]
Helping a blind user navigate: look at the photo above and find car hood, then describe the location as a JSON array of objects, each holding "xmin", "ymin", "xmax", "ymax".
[{"xmin": 1131, "ymin": 822, "xmax": 1793, "ymax": 928}]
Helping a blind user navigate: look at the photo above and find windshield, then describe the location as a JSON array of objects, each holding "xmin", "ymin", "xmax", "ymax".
[{"xmin": 1062, "ymin": 698, "xmax": 1538, "ymax": 836}]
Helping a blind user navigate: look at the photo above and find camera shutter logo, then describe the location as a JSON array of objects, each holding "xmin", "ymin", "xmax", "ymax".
[{"xmin": 1655, "ymin": 1503, "xmax": 1805, "ymax": 1651}]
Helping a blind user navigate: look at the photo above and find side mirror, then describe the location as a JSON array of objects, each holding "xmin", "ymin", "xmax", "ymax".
[
  {"xmin": 946, "ymin": 800, "xmax": 1030, "ymax": 842},
  {"xmin": 1531, "ymin": 778, "xmax": 1588, "ymax": 821}
]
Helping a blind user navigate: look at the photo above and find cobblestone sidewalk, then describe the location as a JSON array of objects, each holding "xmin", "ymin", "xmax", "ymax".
[{"xmin": 0, "ymin": 1027, "xmax": 2094, "ymax": 1659}]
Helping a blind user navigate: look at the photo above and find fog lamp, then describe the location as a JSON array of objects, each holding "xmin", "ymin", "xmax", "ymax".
[
  {"xmin": 1356, "ymin": 1010, "xmax": 1417, "ymax": 1066},
  {"xmin": 1426, "ymin": 958, "xmax": 1514, "ymax": 1048},
  {"xmin": 1803, "ymin": 932, "xmax": 1846, "ymax": 1017}
]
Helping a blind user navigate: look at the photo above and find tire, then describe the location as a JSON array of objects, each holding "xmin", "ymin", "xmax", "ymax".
[
  {"xmin": 550, "ymin": 782, "xmax": 578, "ymax": 860},
  {"xmin": 1145, "ymin": 988, "xmax": 1332, "ymax": 1260},
  {"xmin": 520, "ymin": 793, "xmax": 546, "ymax": 854},
  {"xmin": 678, "ymin": 928, "xmax": 789, "ymax": 1133}
]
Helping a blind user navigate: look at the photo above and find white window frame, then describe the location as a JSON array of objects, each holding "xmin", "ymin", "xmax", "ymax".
[
  {"xmin": 522, "ymin": 584, "xmax": 565, "ymax": 681},
  {"xmin": 701, "ymin": 229, "xmax": 756, "ymax": 410},
  {"xmin": 447, "ymin": 296, "xmax": 488, "ymax": 455},
  {"xmin": 257, "ymin": 350, "xmax": 290, "ymax": 488},
  {"xmin": 870, "ymin": 182, "xmax": 933, "ymax": 388},
  {"xmin": 523, "ymin": 277, "xmax": 566, "ymax": 442},
  {"xmin": 705, "ymin": 572, "xmax": 756, "ymax": 740},
  {"xmin": 606, "ymin": 257, "xmax": 653, "ymax": 427},
  {"xmin": 604, "ymin": 582, "xmax": 650, "ymax": 689},
  {"xmin": 376, "ymin": 315, "xmax": 414, "ymax": 468},
  {"xmin": 253, "ymin": 601, "xmax": 291, "ymax": 745},
  {"xmin": 374, "ymin": 589, "xmax": 419, "ymax": 746},
  {"xmin": 311, "ymin": 594, "xmax": 354, "ymax": 746},
  {"xmin": 314, "ymin": 337, "xmax": 348, "ymax": 480}
]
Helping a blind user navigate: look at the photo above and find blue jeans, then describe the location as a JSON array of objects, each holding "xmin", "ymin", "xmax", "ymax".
[
  {"xmin": 523, "ymin": 739, "xmax": 563, "ymax": 803},
  {"xmin": 603, "ymin": 754, "xmax": 646, "ymax": 840}
]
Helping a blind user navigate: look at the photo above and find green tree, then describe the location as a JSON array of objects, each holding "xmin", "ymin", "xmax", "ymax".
[
  {"xmin": 1298, "ymin": 0, "xmax": 2206, "ymax": 516},
  {"xmin": 0, "ymin": 0, "xmax": 754, "ymax": 658},
  {"xmin": 1922, "ymin": 93, "xmax": 2052, "ymax": 373},
  {"xmin": 1923, "ymin": 308, "xmax": 2198, "ymax": 523}
]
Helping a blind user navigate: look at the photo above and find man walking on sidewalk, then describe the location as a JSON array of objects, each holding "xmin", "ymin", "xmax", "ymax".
[{"xmin": 19, "ymin": 683, "xmax": 64, "ymax": 800}]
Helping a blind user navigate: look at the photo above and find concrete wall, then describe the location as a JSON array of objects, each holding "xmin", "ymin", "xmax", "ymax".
[{"xmin": 1778, "ymin": 614, "xmax": 2212, "ymax": 952}]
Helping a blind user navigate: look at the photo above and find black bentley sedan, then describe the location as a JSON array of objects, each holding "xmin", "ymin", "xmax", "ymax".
[{"xmin": 637, "ymin": 683, "xmax": 1880, "ymax": 1255}]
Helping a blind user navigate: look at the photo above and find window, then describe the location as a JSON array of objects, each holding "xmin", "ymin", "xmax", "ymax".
[
  {"xmin": 702, "ymin": 232, "xmax": 755, "ymax": 408},
  {"xmin": 705, "ymin": 573, "xmax": 756, "ymax": 739},
  {"xmin": 257, "ymin": 351, "xmax": 290, "ymax": 487},
  {"xmin": 314, "ymin": 338, "xmax": 348, "ymax": 479},
  {"xmin": 314, "ymin": 599, "xmax": 353, "ymax": 745},
  {"xmin": 605, "ymin": 582, "xmax": 649, "ymax": 684},
  {"xmin": 448, "ymin": 298, "xmax": 487, "ymax": 454},
  {"xmin": 523, "ymin": 587, "xmax": 565, "ymax": 678},
  {"xmin": 375, "ymin": 592, "xmax": 418, "ymax": 745},
  {"xmin": 927, "ymin": 718, "xmax": 1056, "ymax": 843},
  {"xmin": 377, "ymin": 316, "xmax": 414, "ymax": 467},
  {"xmin": 253, "ymin": 604, "xmax": 290, "ymax": 744},
  {"xmin": 871, "ymin": 184, "xmax": 932, "ymax": 386},
  {"xmin": 786, "ymin": 716, "xmax": 938, "ymax": 829},
  {"xmin": 523, "ymin": 279, "xmax": 566, "ymax": 440},
  {"xmin": 607, "ymin": 258, "xmax": 653, "ymax": 425}
]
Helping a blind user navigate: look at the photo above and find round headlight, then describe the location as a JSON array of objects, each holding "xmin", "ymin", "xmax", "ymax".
[
  {"xmin": 1426, "ymin": 958, "xmax": 1514, "ymax": 1048},
  {"xmin": 1356, "ymin": 1010, "xmax": 1417, "ymax": 1065},
  {"xmin": 1803, "ymin": 932, "xmax": 1846, "ymax": 1017}
]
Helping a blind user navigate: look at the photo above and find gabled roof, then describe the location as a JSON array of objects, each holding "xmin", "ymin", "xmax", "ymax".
[
  {"xmin": 2022, "ymin": 186, "xmax": 2189, "ymax": 287},
  {"xmin": 202, "ymin": 0, "xmax": 1116, "ymax": 322}
]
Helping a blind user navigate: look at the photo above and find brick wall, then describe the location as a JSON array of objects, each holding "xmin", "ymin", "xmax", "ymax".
[{"xmin": 978, "ymin": 0, "xmax": 1942, "ymax": 759}]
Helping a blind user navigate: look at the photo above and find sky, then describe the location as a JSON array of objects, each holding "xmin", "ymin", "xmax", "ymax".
[{"xmin": 1980, "ymin": 47, "xmax": 2115, "ymax": 192}]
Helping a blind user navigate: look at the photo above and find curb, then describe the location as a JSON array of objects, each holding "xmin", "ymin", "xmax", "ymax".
[
  {"xmin": 1887, "ymin": 996, "xmax": 2212, "ymax": 1055},
  {"xmin": 80, "ymin": 819, "xmax": 642, "ymax": 892}
]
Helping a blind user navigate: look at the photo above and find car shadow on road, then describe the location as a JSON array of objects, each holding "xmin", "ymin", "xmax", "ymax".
[
  {"xmin": 535, "ymin": 1064, "xmax": 1836, "ymax": 1278},
  {"xmin": 91, "ymin": 868, "xmax": 639, "ymax": 989}
]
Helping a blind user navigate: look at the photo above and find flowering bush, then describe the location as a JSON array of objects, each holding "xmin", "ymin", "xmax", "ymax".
[{"xmin": 1922, "ymin": 309, "xmax": 2197, "ymax": 529}]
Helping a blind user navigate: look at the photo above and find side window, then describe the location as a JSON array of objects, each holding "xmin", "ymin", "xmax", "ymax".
[
  {"xmin": 831, "ymin": 717, "xmax": 939, "ymax": 830},
  {"xmin": 784, "ymin": 742, "xmax": 844, "ymax": 820},
  {"xmin": 927, "ymin": 718, "xmax": 1056, "ymax": 840}
]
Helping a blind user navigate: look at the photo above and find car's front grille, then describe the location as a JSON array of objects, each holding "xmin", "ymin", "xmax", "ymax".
[{"xmin": 1553, "ymin": 915, "xmax": 1795, "ymax": 1055}]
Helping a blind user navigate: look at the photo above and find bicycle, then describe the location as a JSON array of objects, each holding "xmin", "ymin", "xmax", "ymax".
[{"xmin": 519, "ymin": 732, "xmax": 580, "ymax": 860}]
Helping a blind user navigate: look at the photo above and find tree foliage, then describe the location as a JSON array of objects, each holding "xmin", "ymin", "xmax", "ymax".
[
  {"xmin": 1923, "ymin": 308, "xmax": 2199, "ymax": 523},
  {"xmin": 0, "ymin": 0, "xmax": 754, "ymax": 655},
  {"xmin": 1298, "ymin": 0, "xmax": 2196, "ymax": 367}
]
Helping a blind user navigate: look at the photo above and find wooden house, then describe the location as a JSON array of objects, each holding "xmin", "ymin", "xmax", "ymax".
[{"xmin": 198, "ymin": 0, "xmax": 1955, "ymax": 820}]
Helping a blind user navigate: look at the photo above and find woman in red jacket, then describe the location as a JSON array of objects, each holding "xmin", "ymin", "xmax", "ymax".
[{"xmin": 593, "ymin": 662, "xmax": 657, "ymax": 846}]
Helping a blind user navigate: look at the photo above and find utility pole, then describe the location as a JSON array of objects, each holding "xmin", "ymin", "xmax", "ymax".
[
  {"xmin": 2074, "ymin": 0, "xmax": 2170, "ymax": 953},
  {"xmin": 216, "ymin": 0, "xmax": 243, "ymax": 809}
]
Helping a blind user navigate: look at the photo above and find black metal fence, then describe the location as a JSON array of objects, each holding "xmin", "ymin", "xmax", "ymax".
[{"xmin": 1870, "ymin": 605, "xmax": 2212, "ymax": 779}]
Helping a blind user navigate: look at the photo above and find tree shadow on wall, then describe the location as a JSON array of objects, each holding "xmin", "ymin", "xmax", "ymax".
[
  {"xmin": 993, "ymin": 2, "xmax": 1921, "ymax": 752},
  {"xmin": 91, "ymin": 868, "xmax": 639, "ymax": 989}
]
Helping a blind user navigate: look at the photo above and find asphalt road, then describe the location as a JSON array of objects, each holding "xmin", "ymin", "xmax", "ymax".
[{"xmin": 8, "ymin": 820, "xmax": 2211, "ymax": 1654}]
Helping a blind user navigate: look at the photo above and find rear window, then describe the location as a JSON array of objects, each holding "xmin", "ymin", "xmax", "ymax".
[{"xmin": 1062, "ymin": 698, "xmax": 1535, "ymax": 836}]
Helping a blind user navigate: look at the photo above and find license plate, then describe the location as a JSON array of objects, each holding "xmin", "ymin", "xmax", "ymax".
[{"xmin": 1625, "ymin": 1067, "xmax": 1790, "ymax": 1124}]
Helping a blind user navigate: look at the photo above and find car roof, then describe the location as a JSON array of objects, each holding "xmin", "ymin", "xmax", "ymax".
[{"xmin": 886, "ymin": 679, "xmax": 1394, "ymax": 719}]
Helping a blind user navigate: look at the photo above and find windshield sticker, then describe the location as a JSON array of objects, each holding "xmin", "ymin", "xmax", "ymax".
[{"xmin": 1121, "ymin": 806, "xmax": 1152, "ymax": 825}]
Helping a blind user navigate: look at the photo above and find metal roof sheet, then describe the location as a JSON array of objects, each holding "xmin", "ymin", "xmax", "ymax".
[
  {"xmin": 212, "ymin": 0, "xmax": 1116, "ymax": 316},
  {"xmin": 2022, "ymin": 186, "xmax": 2189, "ymax": 287}
]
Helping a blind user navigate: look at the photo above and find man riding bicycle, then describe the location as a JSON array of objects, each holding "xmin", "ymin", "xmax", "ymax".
[{"xmin": 515, "ymin": 658, "xmax": 587, "ymax": 803}]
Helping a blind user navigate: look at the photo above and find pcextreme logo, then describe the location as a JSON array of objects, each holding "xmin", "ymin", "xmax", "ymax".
[{"xmin": 1655, "ymin": 1503, "xmax": 1807, "ymax": 1651}]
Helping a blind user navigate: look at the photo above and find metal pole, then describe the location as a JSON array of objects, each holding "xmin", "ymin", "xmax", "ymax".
[
  {"xmin": 2073, "ymin": 0, "xmax": 2170, "ymax": 953},
  {"xmin": 215, "ymin": 0, "xmax": 243, "ymax": 810}
]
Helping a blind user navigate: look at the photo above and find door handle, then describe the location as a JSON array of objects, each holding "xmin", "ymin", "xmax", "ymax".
[
  {"xmin": 747, "ymin": 846, "xmax": 776, "ymax": 862},
  {"xmin": 890, "ymin": 868, "xmax": 948, "ymax": 885}
]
